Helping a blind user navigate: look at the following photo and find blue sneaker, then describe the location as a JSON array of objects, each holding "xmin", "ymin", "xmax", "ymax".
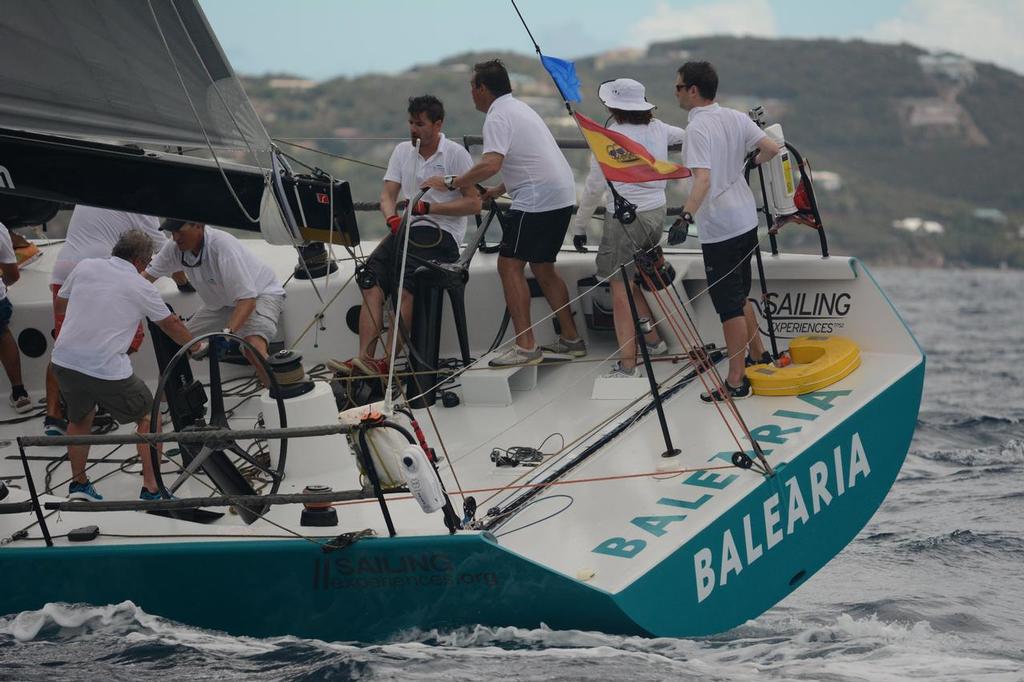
[
  {"xmin": 44, "ymin": 415, "xmax": 68, "ymax": 436},
  {"xmin": 68, "ymin": 479, "xmax": 103, "ymax": 501},
  {"xmin": 139, "ymin": 488, "xmax": 166, "ymax": 501}
]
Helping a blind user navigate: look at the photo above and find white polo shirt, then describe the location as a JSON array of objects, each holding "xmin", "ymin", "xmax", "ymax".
[
  {"xmin": 383, "ymin": 134, "xmax": 474, "ymax": 244},
  {"xmin": 52, "ymin": 257, "xmax": 172, "ymax": 380},
  {"xmin": 581, "ymin": 119, "xmax": 686, "ymax": 213},
  {"xmin": 51, "ymin": 207, "xmax": 164, "ymax": 285},
  {"xmin": 483, "ymin": 94, "xmax": 576, "ymax": 213},
  {"xmin": 146, "ymin": 227, "xmax": 285, "ymax": 309},
  {"xmin": 684, "ymin": 103, "xmax": 767, "ymax": 244},
  {"xmin": 0, "ymin": 223, "xmax": 16, "ymax": 301}
]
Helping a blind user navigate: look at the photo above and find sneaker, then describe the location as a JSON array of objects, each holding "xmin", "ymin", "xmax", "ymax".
[
  {"xmin": 647, "ymin": 339, "xmax": 669, "ymax": 356},
  {"xmin": 43, "ymin": 415, "xmax": 67, "ymax": 436},
  {"xmin": 745, "ymin": 351, "xmax": 773, "ymax": 367},
  {"xmin": 489, "ymin": 345, "xmax": 542, "ymax": 368},
  {"xmin": 603, "ymin": 361, "xmax": 640, "ymax": 379},
  {"xmin": 700, "ymin": 377, "xmax": 752, "ymax": 403},
  {"xmin": 9, "ymin": 391, "xmax": 32, "ymax": 414},
  {"xmin": 140, "ymin": 488, "xmax": 165, "ymax": 501},
  {"xmin": 327, "ymin": 357, "xmax": 357, "ymax": 376},
  {"xmin": 353, "ymin": 357, "xmax": 391, "ymax": 377},
  {"xmin": 540, "ymin": 336, "xmax": 587, "ymax": 358},
  {"xmin": 68, "ymin": 479, "xmax": 103, "ymax": 501}
]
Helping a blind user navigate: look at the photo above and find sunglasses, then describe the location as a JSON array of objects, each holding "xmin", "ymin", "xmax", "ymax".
[{"xmin": 675, "ymin": 83, "xmax": 690, "ymax": 92}]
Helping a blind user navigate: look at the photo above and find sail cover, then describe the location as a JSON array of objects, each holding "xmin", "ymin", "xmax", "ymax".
[{"xmin": 0, "ymin": 0, "xmax": 268, "ymax": 151}]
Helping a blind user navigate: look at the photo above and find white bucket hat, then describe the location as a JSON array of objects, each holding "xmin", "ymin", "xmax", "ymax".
[{"xmin": 598, "ymin": 78, "xmax": 655, "ymax": 111}]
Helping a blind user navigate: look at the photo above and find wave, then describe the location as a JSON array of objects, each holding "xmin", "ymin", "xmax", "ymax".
[
  {"xmin": 2, "ymin": 603, "xmax": 1022, "ymax": 681},
  {"xmin": 900, "ymin": 529, "xmax": 1024, "ymax": 559},
  {"xmin": 914, "ymin": 438, "xmax": 1024, "ymax": 468}
]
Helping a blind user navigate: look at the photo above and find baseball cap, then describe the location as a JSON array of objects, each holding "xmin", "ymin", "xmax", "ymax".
[{"xmin": 159, "ymin": 218, "xmax": 187, "ymax": 231}]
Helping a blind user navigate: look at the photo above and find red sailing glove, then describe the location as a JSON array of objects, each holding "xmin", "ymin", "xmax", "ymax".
[
  {"xmin": 386, "ymin": 214, "xmax": 402, "ymax": 234},
  {"xmin": 412, "ymin": 200, "xmax": 431, "ymax": 216}
]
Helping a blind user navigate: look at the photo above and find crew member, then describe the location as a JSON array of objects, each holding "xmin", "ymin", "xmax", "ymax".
[
  {"xmin": 423, "ymin": 59, "xmax": 584, "ymax": 367},
  {"xmin": 43, "ymin": 206, "xmax": 190, "ymax": 435},
  {"xmin": 0, "ymin": 222, "xmax": 30, "ymax": 412},
  {"xmin": 145, "ymin": 220, "xmax": 286, "ymax": 385},
  {"xmin": 574, "ymin": 78, "xmax": 685, "ymax": 379},
  {"xmin": 331, "ymin": 95, "xmax": 480, "ymax": 378},
  {"xmin": 52, "ymin": 230, "xmax": 194, "ymax": 501},
  {"xmin": 675, "ymin": 61, "xmax": 779, "ymax": 402}
]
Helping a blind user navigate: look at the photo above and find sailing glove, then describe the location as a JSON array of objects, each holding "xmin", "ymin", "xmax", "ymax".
[
  {"xmin": 412, "ymin": 200, "xmax": 431, "ymax": 215},
  {"xmin": 573, "ymin": 234, "xmax": 588, "ymax": 253},
  {"xmin": 386, "ymin": 214, "xmax": 402, "ymax": 234}
]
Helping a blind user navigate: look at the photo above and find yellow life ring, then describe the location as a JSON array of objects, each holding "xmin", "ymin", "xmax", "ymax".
[{"xmin": 745, "ymin": 335, "xmax": 861, "ymax": 396}]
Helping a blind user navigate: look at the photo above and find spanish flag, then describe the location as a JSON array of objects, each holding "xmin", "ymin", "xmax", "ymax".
[{"xmin": 575, "ymin": 112, "xmax": 691, "ymax": 183}]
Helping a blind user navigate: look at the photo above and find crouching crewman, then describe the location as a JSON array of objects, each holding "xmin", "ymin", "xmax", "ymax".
[{"xmin": 52, "ymin": 230, "xmax": 195, "ymax": 501}]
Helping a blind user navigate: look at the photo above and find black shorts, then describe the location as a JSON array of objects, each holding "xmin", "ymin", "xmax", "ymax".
[
  {"xmin": 364, "ymin": 225, "xmax": 459, "ymax": 298},
  {"xmin": 701, "ymin": 227, "xmax": 758, "ymax": 322},
  {"xmin": 53, "ymin": 365, "xmax": 153, "ymax": 424},
  {"xmin": 498, "ymin": 206, "xmax": 573, "ymax": 263}
]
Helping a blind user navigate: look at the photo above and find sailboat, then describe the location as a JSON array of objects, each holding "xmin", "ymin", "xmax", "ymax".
[{"xmin": 0, "ymin": 0, "xmax": 924, "ymax": 641}]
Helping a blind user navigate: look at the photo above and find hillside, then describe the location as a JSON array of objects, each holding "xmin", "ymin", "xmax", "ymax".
[{"xmin": 243, "ymin": 37, "xmax": 1024, "ymax": 267}]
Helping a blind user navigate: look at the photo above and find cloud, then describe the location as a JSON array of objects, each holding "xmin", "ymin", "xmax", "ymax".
[
  {"xmin": 628, "ymin": 0, "xmax": 778, "ymax": 46},
  {"xmin": 867, "ymin": 0, "xmax": 1024, "ymax": 75}
]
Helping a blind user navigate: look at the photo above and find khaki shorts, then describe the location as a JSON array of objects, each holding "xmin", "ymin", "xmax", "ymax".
[
  {"xmin": 53, "ymin": 365, "xmax": 153, "ymax": 424},
  {"xmin": 595, "ymin": 206, "xmax": 666, "ymax": 280},
  {"xmin": 187, "ymin": 293, "xmax": 285, "ymax": 343}
]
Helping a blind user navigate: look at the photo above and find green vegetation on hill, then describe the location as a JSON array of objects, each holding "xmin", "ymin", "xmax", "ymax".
[{"xmin": 244, "ymin": 37, "xmax": 1024, "ymax": 268}]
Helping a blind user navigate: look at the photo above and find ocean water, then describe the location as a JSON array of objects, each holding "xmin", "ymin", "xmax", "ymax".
[{"xmin": 1, "ymin": 267, "xmax": 1022, "ymax": 681}]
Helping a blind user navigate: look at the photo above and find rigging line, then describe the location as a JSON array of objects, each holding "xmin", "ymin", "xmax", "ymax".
[
  {"xmin": 290, "ymin": 269, "xmax": 356, "ymax": 347},
  {"xmin": 146, "ymin": 0, "xmax": 261, "ymax": 224},
  {"xmin": 273, "ymin": 138, "xmax": 388, "ymax": 171},
  {"xmin": 330, "ymin": 461, "xmax": 739, "ymax": 510}
]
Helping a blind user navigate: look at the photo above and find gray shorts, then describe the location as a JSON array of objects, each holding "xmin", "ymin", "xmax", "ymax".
[
  {"xmin": 595, "ymin": 206, "xmax": 666, "ymax": 280},
  {"xmin": 53, "ymin": 365, "xmax": 153, "ymax": 424},
  {"xmin": 187, "ymin": 294, "xmax": 285, "ymax": 343}
]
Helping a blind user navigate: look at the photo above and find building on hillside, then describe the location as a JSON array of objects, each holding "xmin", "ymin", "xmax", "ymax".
[
  {"xmin": 918, "ymin": 53, "xmax": 976, "ymax": 84},
  {"xmin": 594, "ymin": 48, "xmax": 646, "ymax": 70},
  {"xmin": 811, "ymin": 170, "xmax": 842, "ymax": 191},
  {"xmin": 268, "ymin": 77, "xmax": 316, "ymax": 91},
  {"xmin": 893, "ymin": 217, "xmax": 944, "ymax": 235},
  {"xmin": 973, "ymin": 208, "xmax": 1008, "ymax": 225}
]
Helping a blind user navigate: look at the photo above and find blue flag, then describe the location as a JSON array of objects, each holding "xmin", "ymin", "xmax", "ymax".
[{"xmin": 540, "ymin": 54, "xmax": 582, "ymax": 103}]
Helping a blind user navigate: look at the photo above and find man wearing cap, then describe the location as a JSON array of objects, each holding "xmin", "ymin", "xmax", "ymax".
[
  {"xmin": 422, "ymin": 58, "xmax": 584, "ymax": 367},
  {"xmin": 675, "ymin": 61, "xmax": 779, "ymax": 402},
  {"xmin": 574, "ymin": 78, "xmax": 686, "ymax": 379},
  {"xmin": 52, "ymin": 229, "xmax": 195, "ymax": 501},
  {"xmin": 332, "ymin": 94, "xmax": 480, "ymax": 379},
  {"xmin": 43, "ymin": 206, "xmax": 191, "ymax": 436},
  {"xmin": 145, "ymin": 220, "xmax": 286, "ymax": 385}
]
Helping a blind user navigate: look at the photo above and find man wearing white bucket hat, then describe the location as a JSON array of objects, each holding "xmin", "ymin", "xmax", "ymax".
[{"xmin": 574, "ymin": 78, "xmax": 686, "ymax": 379}]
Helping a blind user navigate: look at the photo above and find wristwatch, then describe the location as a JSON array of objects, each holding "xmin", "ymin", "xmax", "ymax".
[
  {"xmin": 222, "ymin": 327, "xmax": 232, "ymax": 336},
  {"xmin": 681, "ymin": 211, "xmax": 695, "ymax": 225},
  {"xmin": 443, "ymin": 174, "xmax": 458, "ymax": 191}
]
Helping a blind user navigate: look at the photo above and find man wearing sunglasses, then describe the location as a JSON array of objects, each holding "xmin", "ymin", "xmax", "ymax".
[
  {"xmin": 145, "ymin": 220, "xmax": 285, "ymax": 385},
  {"xmin": 674, "ymin": 61, "xmax": 779, "ymax": 403}
]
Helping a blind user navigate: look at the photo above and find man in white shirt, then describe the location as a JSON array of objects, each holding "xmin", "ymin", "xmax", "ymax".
[
  {"xmin": 574, "ymin": 78, "xmax": 685, "ymax": 378},
  {"xmin": 675, "ymin": 61, "xmax": 779, "ymax": 402},
  {"xmin": 332, "ymin": 95, "xmax": 480, "ymax": 379},
  {"xmin": 43, "ymin": 206, "xmax": 191, "ymax": 435},
  {"xmin": 0, "ymin": 222, "xmax": 30, "ymax": 412},
  {"xmin": 145, "ymin": 221, "xmax": 286, "ymax": 385},
  {"xmin": 52, "ymin": 230, "xmax": 194, "ymax": 501},
  {"xmin": 423, "ymin": 59, "xmax": 584, "ymax": 367}
]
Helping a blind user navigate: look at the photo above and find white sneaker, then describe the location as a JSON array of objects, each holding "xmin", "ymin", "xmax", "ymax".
[
  {"xmin": 647, "ymin": 339, "xmax": 669, "ymax": 356},
  {"xmin": 9, "ymin": 393, "xmax": 32, "ymax": 414},
  {"xmin": 603, "ymin": 362, "xmax": 640, "ymax": 379},
  {"xmin": 489, "ymin": 345, "xmax": 543, "ymax": 368}
]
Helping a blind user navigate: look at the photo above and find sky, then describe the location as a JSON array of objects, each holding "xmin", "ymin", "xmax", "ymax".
[{"xmin": 200, "ymin": 0, "xmax": 1024, "ymax": 80}]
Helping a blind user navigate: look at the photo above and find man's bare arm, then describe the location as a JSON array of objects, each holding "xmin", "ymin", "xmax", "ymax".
[
  {"xmin": 226, "ymin": 298, "xmax": 257, "ymax": 335},
  {"xmin": 380, "ymin": 180, "xmax": 402, "ymax": 219},
  {"xmin": 427, "ymin": 186, "xmax": 483, "ymax": 217},
  {"xmin": 421, "ymin": 152, "xmax": 504, "ymax": 192},
  {"xmin": 751, "ymin": 136, "xmax": 780, "ymax": 166},
  {"xmin": 155, "ymin": 313, "xmax": 193, "ymax": 348},
  {"xmin": 0, "ymin": 263, "xmax": 19, "ymax": 287},
  {"xmin": 682, "ymin": 167, "xmax": 712, "ymax": 216}
]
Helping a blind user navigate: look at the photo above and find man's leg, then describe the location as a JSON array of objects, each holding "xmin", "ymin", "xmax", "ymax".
[
  {"xmin": 610, "ymin": 280, "xmax": 661, "ymax": 371},
  {"xmin": 358, "ymin": 284, "xmax": 387, "ymax": 359},
  {"xmin": 498, "ymin": 255, "xmax": 535, "ymax": 350},
  {"xmin": 744, "ymin": 301, "xmax": 766, "ymax": 360},
  {"xmin": 385, "ymin": 289, "xmax": 414, "ymax": 359},
  {"xmin": 529, "ymin": 262, "xmax": 579, "ymax": 341},
  {"xmin": 67, "ymin": 409, "xmax": 96, "ymax": 484},
  {"xmin": 135, "ymin": 413, "xmax": 160, "ymax": 494},
  {"xmin": 722, "ymin": 315, "xmax": 748, "ymax": 386},
  {"xmin": 0, "ymin": 327, "xmax": 24, "ymax": 389},
  {"xmin": 45, "ymin": 364, "xmax": 61, "ymax": 419}
]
